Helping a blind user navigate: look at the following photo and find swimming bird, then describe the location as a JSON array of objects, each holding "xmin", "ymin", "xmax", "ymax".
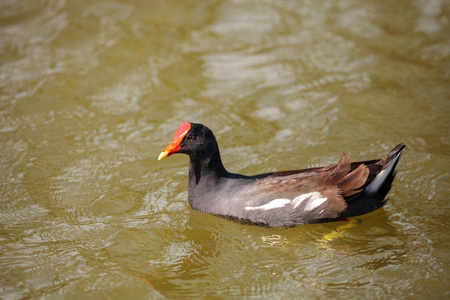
[{"xmin": 158, "ymin": 122, "xmax": 405, "ymax": 227}]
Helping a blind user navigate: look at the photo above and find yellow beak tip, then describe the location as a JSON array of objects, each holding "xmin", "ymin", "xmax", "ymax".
[{"xmin": 158, "ymin": 151, "xmax": 169, "ymax": 161}]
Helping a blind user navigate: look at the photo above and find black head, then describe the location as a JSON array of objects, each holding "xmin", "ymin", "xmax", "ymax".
[
  {"xmin": 179, "ymin": 123, "xmax": 218, "ymax": 160},
  {"xmin": 158, "ymin": 122, "xmax": 219, "ymax": 161}
]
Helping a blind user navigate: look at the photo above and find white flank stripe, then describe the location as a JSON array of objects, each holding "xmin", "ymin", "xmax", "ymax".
[
  {"xmin": 304, "ymin": 197, "xmax": 328, "ymax": 211},
  {"xmin": 245, "ymin": 199, "xmax": 290, "ymax": 211},
  {"xmin": 245, "ymin": 192, "xmax": 328, "ymax": 212},
  {"xmin": 292, "ymin": 192, "xmax": 321, "ymax": 209}
]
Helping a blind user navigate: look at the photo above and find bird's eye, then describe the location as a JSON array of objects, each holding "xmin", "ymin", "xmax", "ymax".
[{"xmin": 186, "ymin": 134, "xmax": 195, "ymax": 141}]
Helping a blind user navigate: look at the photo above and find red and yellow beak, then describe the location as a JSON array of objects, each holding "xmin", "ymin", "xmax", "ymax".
[{"xmin": 158, "ymin": 122, "xmax": 192, "ymax": 160}]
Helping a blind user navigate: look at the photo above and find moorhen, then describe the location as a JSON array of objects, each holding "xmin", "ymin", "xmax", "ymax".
[{"xmin": 158, "ymin": 122, "xmax": 405, "ymax": 227}]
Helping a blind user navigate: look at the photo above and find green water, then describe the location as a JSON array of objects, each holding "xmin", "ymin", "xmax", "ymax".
[{"xmin": 1, "ymin": 0, "xmax": 449, "ymax": 299}]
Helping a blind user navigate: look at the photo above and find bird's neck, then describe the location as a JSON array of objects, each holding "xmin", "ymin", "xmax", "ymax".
[
  {"xmin": 187, "ymin": 147, "xmax": 230, "ymax": 210},
  {"xmin": 188, "ymin": 147, "xmax": 228, "ymax": 186}
]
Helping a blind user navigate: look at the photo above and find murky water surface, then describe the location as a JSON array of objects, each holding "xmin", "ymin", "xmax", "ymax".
[{"xmin": 1, "ymin": 0, "xmax": 449, "ymax": 299}]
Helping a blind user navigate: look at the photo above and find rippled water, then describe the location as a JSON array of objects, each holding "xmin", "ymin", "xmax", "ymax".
[{"xmin": 1, "ymin": 0, "xmax": 449, "ymax": 299}]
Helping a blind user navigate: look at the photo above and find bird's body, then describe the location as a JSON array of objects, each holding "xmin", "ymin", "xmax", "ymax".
[{"xmin": 159, "ymin": 122, "xmax": 405, "ymax": 227}]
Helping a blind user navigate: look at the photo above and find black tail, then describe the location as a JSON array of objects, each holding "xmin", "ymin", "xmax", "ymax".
[
  {"xmin": 376, "ymin": 143, "xmax": 405, "ymax": 201},
  {"xmin": 340, "ymin": 143, "xmax": 405, "ymax": 219},
  {"xmin": 365, "ymin": 143, "xmax": 405, "ymax": 197}
]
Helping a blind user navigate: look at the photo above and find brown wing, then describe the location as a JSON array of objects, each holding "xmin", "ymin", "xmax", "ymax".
[
  {"xmin": 253, "ymin": 152, "xmax": 370, "ymax": 220},
  {"xmin": 242, "ymin": 144, "xmax": 404, "ymax": 226},
  {"xmin": 261, "ymin": 152, "xmax": 369, "ymax": 197}
]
